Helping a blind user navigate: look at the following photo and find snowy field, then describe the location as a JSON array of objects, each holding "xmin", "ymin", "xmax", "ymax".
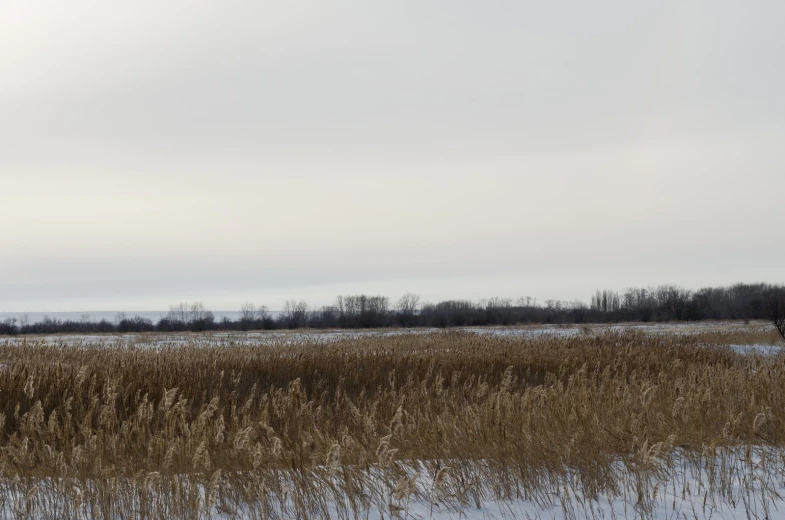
[
  {"xmin": 3, "ymin": 449, "xmax": 785, "ymax": 519},
  {"xmin": 1, "ymin": 323, "xmax": 782, "ymax": 519},
  {"xmin": 0, "ymin": 321, "xmax": 779, "ymax": 349}
]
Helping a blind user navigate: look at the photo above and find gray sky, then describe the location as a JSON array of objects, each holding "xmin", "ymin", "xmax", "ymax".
[{"xmin": 1, "ymin": 1, "xmax": 784, "ymax": 311}]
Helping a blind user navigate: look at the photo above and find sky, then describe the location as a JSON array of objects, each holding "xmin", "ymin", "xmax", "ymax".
[{"xmin": 1, "ymin": 1, "xmax": 784, "ymax": 312}]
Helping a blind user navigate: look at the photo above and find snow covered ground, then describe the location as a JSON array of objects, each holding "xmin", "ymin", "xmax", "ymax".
[
  {"xmin": 730, "ymin": 344, "xmax": 784, "ymax": 355},
  {"xmin": 0, "ymin": 321, "xmax": 778, "ymax": 350},
  {"xmin": 3, "ymin": 449, "xmax": 785, "ymax": 519}
]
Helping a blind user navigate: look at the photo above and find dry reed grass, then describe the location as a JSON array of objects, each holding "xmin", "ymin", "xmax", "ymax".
[{"xmin": 0, "ymin": 330, "xmax": 783, "ymax": 518}]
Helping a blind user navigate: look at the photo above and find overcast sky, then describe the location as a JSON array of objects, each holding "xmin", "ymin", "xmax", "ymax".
[{"xmin": 1, "ymin": 1, "xmax": 784, "ymax": 312}]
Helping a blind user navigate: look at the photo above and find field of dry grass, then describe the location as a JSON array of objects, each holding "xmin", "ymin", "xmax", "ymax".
[{"xmin": 0, "ymin": 328, "xmax": 783, "ymax": 518}]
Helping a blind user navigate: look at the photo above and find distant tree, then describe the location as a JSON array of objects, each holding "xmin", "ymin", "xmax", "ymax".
[
  {"xmin": 334, "ymin": 295, "xmax": 390, "ymax": 327},
  {"xmin": 419, "ymin": 299, "xmax": 479, "ymax": 327},
  {"xmin": 396, "ymin": 293, "xmax": 421, "ymax": 326},
  {"xmin": 239, "ymin": 302, "xmax": 256, "ymax": 331},
  {"xmin": 239, "ymin": 303, "xmax": 256, "ymax": 322},
  {"xmin": 516, "ymin": 296, "xmax": 536, "ymax": 308},
  {"xmin": 96, "ymin": 320, "xmax": 116, "ymax": 333},
  {"xmin": 118, "ymin": 316, "xmax": 154, "ymax": 333},
  {"xmin": 3, "ymin": 282, "xmax": 785, "ymax": 336},
  {"xmin": 167, "ymin": 303, "xmax": 190, "ymax": 325},
  {"xmin": 189, "ymin": 302, "xmax": 215, "ymax": 331},
  {"xmin": 281, "ymin": 300, "xmax": 308, "ymax": 328},
  {"xmin": 591, "ymin": 290, "xmax": 621, "ymax": 313},
  {"xmin": 255, "ymin": 305, "xmax": 270, "ymax": 322},
  {"xmin": 164, "ymin": 302, "xmax": 214, "ymax": 331},
  {"xmin": 0, "ymin": 318, "xmax": 19, "ymax": 336},
  {"xmin": 310, "ymin": 305, "xmax": 339, "ymax": 328},
  {"xmin": 485, "ymin": 297, "xmax": 514, "ymax": 325},
  {"xmin": 189, "ymin": 302, "xmax": 213, "ymax": 322},
  {"xmin": 769, "ymin": 289, "xmax": 785, "ymax": 342},
  {"xmin": 237, "ymin": 303, "xmax": 270, "ymax": 331}
]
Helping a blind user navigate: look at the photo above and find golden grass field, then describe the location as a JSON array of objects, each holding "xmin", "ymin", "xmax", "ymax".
[{"xmin": 0, "ymin": 326, "xmax": 783, "ymax": 519}]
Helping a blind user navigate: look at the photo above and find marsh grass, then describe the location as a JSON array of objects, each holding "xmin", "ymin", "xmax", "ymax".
[{"xmin": 0, "ymin": 330, "xmax": 783, "ymax": 518}]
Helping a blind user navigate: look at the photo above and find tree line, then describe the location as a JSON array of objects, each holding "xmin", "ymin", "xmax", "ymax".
[{"xmin": 1, "ymin": 282, "xmax": 784, "ymax": 336}]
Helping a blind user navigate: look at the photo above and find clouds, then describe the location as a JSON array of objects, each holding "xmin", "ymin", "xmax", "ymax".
[
  {"xmin": 1, "ymin": 1, "xmax": 784, "ymax": 310},
  {"xmin": 5, "ymin": 1, "xmax": 784, "ymax": 161}
]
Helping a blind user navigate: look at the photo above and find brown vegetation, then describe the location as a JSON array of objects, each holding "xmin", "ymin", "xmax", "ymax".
[{"xmin": 0, "ymin": 330, "xmax": 784, "ymax": 518}]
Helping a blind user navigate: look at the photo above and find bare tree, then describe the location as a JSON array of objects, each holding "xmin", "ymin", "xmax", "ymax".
[
  {"xmin": 395, "ymin": 293, "xmax": 421, "ymax": 326},
  {"xmin": 282, "ymin": 300, "xmax": 308, "ymax": 328},
  {"xmin": 769, "ymin": 289, "xmax": 785, "ymax": 342},
  {"xmin": 396, "ymin": 293, "xmax": 421, "ymax": 316},
  {"xmin": 239, "ymin": 303, "xmax": 257, "ymax": 322},
  {"xmin": 238, "ymin": 302, "xmax": 256, "ymax": 331},
  {"xmin": 189, "ymin": 302, "xmax": 213, "ymax": 322},
  {"xmin": 516, "ymin": 296, "xmax": 536, "ymax": 308},
  {"xmin": 165, "ymin": 302, "xmax": 214, "ymax": 329},
  {"xmin": 1, "ymin": 318, "xmax": 18, "ymax": 336},
  {"xmin": 255, "ymin": 305, "xmax": 270, "ymax": 322},
  {"xmin": 167, "ymin": 303, "xmax": 190, "ymax": 324}
]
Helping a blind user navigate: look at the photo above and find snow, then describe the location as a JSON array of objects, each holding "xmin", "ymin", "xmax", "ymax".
[
  {"xmin": 0, "ymin": 321, "xmax": 779, "ymax": 351},
  {"xmin": 730, "ymin": 344, "xmax": 784, "ymax": 356},
  {"xmin": 4, "ymin": 449, "xmax": 785, "ymax": 519},
  {"xmin": 210, "ymin": 448, "xmax": 785, "ymax": 519}
]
